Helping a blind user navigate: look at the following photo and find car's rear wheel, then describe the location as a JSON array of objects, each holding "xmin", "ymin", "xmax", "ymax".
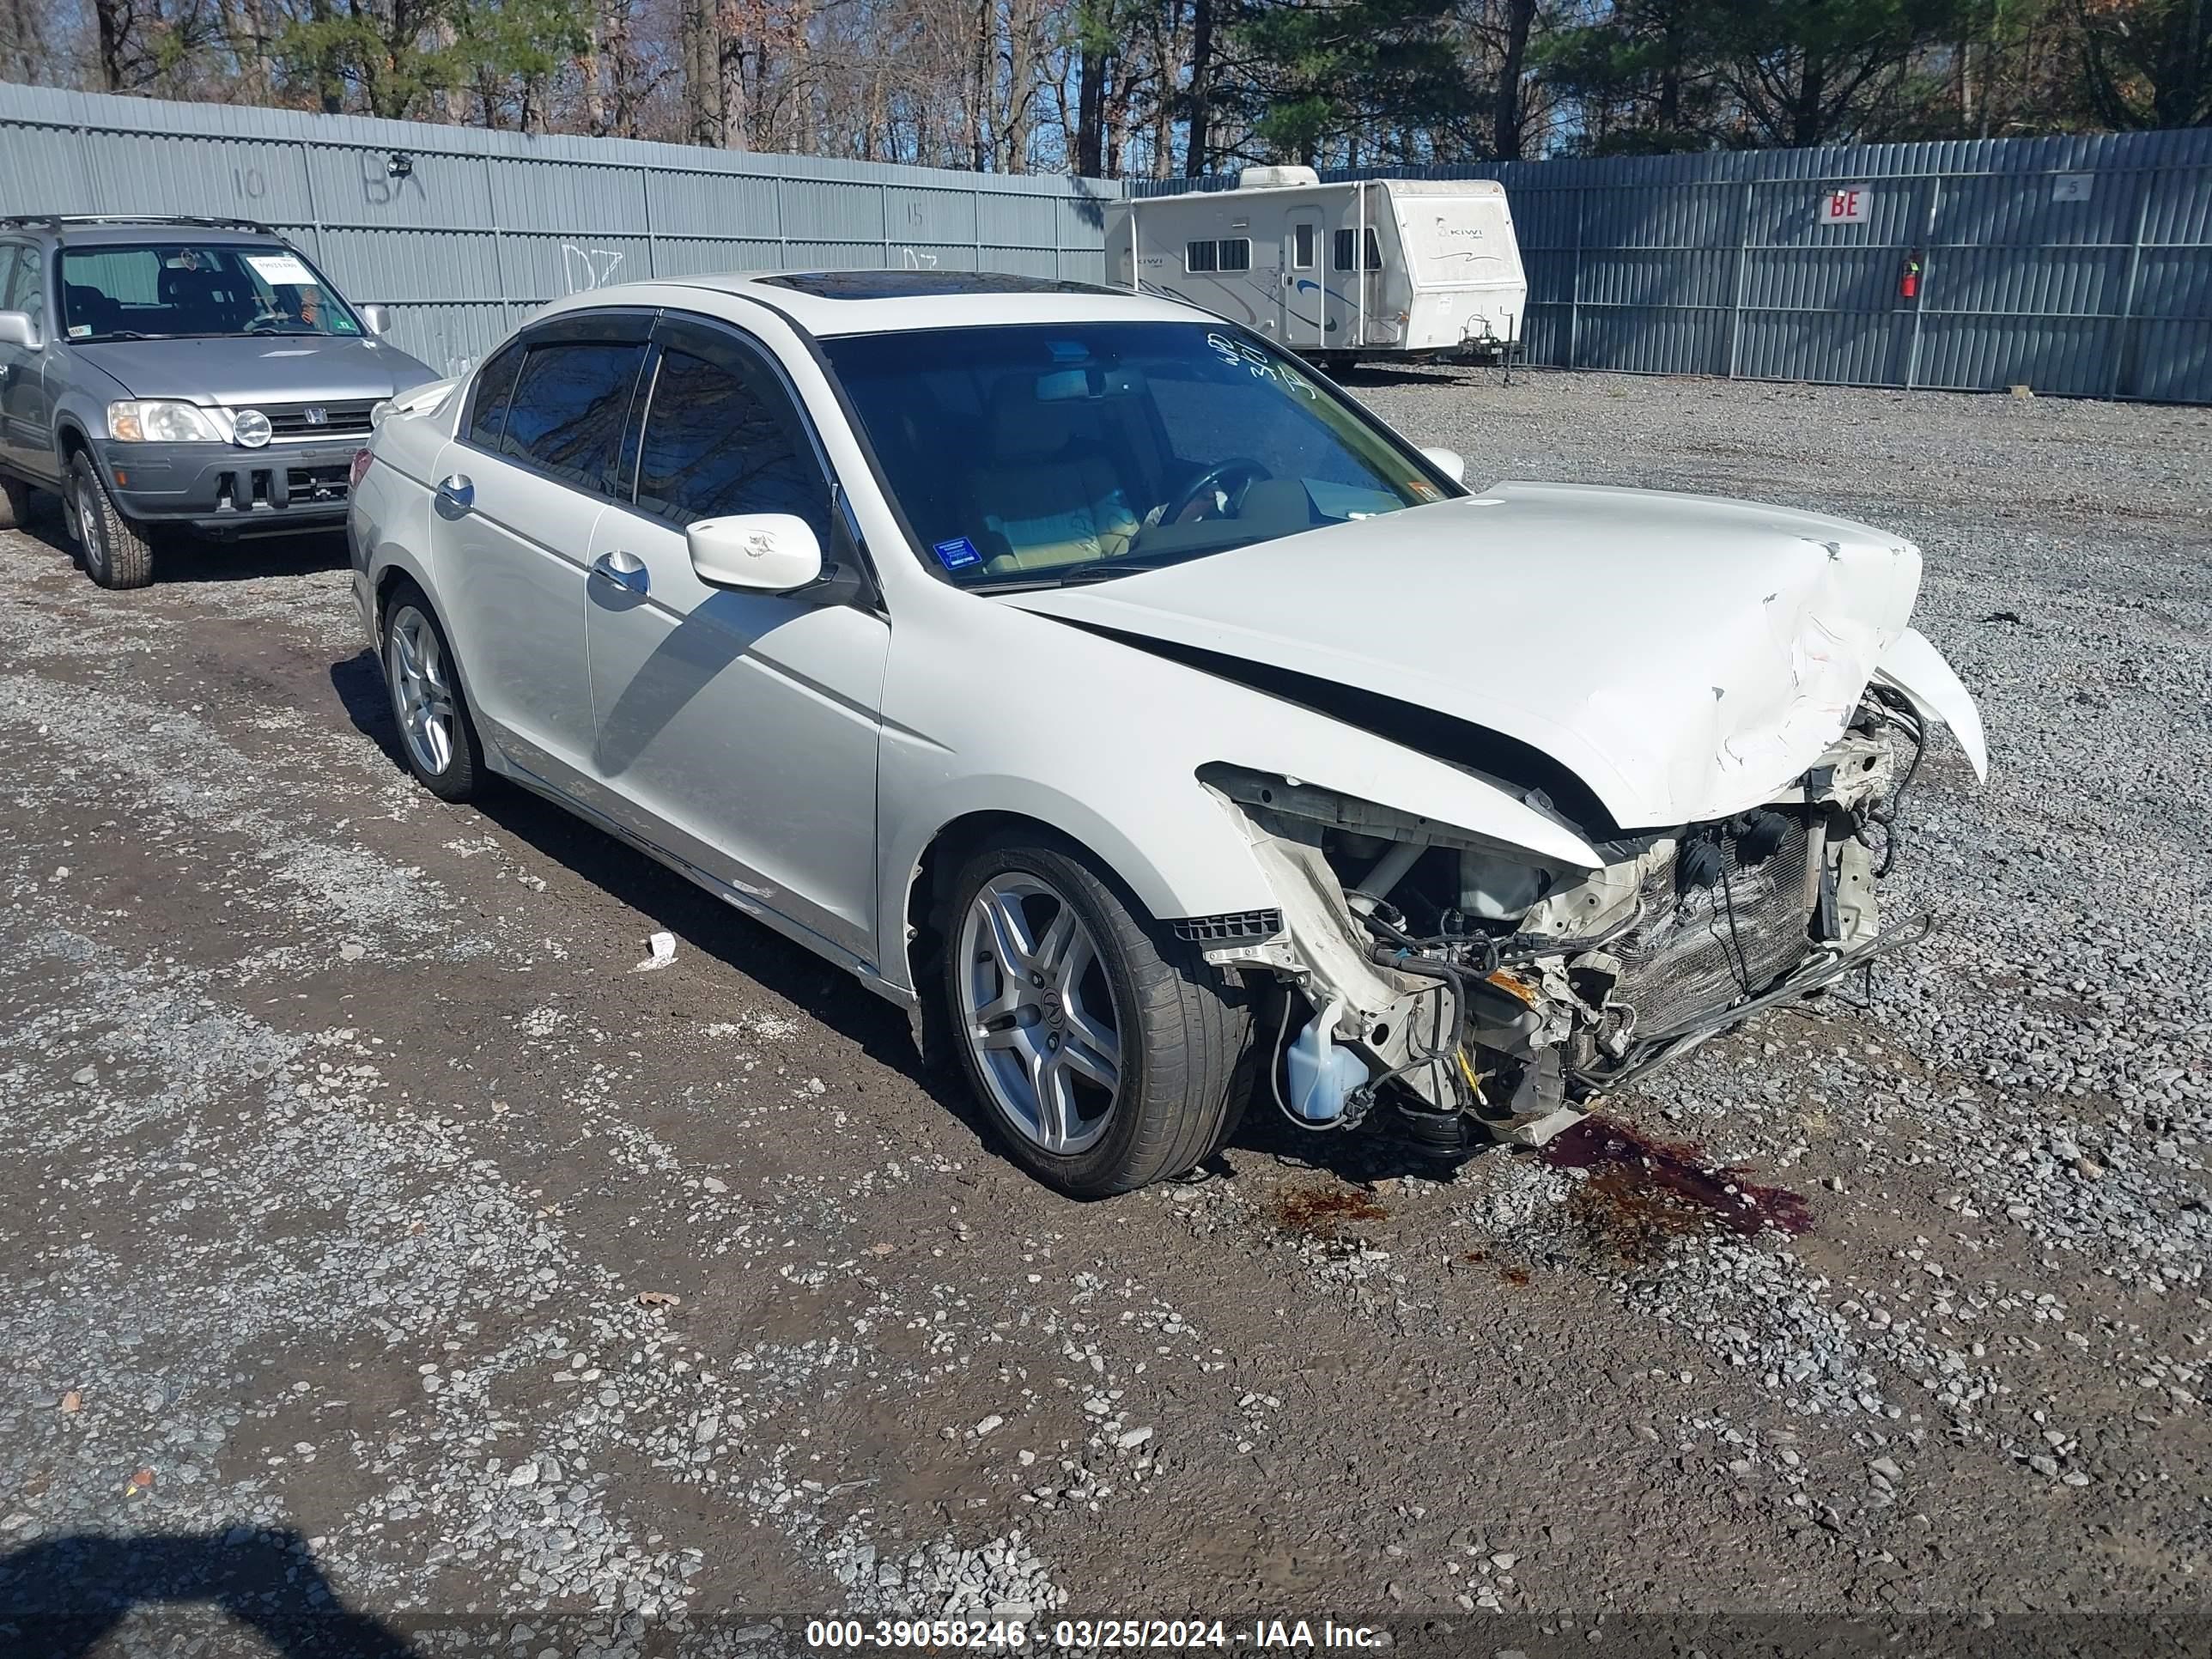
[
  {"xmin": 944, "ymin": 837, "xmax": 1251, "ymax": 1198},
  {"xmin": 69, "ymin": 452, "xmax": 155, "ymax": 589},
  {"xmin": 382, "ymin": 586, "xmax": 484, "ymax": 802}
]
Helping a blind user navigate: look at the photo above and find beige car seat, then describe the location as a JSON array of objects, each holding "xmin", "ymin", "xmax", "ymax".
[{"xmin": 969, "ymin": 379, "xmax": 1142, "ymax": 574}]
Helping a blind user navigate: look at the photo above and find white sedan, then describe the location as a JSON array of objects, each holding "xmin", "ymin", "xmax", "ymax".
[{"xmin": 349, "ymin": 270, "xmax": 1986, "ymax": 1198}]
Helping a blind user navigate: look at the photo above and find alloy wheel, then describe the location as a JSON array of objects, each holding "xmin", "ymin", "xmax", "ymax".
[
  {"xmin": 955, "ymin": 872, "xmax": 1124, "ymax": 1154},
  {"xmin": 74, "ymin": 477, "xmax": 104, "ymax": 576},
  {"xmin": 387, "ymin": 608, "xmax": 457, "ymax": 777}
]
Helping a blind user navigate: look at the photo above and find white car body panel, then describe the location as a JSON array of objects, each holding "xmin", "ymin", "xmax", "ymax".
[
  {"xmin": 1003, "ymin": 480, "xmax": 1939, "ymax": 830},
  {"xmin": 429, "ymin": 438, "xmax": 601, "ymax": 787},
  {"xmin": 1875, "ymin": 626, "xmax": 1990, "ymax": 781},
  {"xmin": 579, "ymin": 498, "xmax": 890, "ymax": 961}
]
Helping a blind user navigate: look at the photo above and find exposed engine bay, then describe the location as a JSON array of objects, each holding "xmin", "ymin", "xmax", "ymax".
[{"xmin": 1198, "ymin": 686, "xmax": 1938, "ymax": 1157}]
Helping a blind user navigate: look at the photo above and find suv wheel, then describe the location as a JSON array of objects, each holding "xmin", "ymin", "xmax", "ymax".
[
  {"xmin": 943, "ymin": 838, "xmax": 1252, "ymax": 1198},
  {"xmin": 69, "ymin": 452, "xmax": 155, "ymax": 589},
  {"xmin": 382, "ymin": 585, "xmax": 484, "ymax": 802}
]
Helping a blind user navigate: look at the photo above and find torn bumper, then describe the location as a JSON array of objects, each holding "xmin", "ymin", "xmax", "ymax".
[{"xmin": 1196, "ymin": 686, "xmax": 1971, "ymax": 1146}]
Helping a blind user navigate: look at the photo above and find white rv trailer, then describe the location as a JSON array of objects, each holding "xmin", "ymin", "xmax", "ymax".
[{"xmin": 1103, "ymin": 167, "xmax": 1527, "ymax": 368}]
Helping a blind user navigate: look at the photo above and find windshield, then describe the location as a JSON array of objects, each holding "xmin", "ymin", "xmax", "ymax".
[
  {"xmin": 820, "ymin": 321, "xmax": 1453, "ymax": 588},
  {"xmin": 56, "ymin": 243, "xmax": 365, "ymax": 343}
]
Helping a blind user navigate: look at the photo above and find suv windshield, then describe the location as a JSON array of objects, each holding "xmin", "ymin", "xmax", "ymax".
[
  {"xmin": 56, "ymin": 242, "xmax": 364, "ymax": 343},
  {"xmin": 820, "ymin": 321, "xmax": 1453, "ymax": 588}
]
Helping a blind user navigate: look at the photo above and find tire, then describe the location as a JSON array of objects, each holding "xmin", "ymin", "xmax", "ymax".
[
  {"xmin": 380, "ymin": 584, "xmax": 485, "ymax": 802},
  {"xmin": 69, "ymin": 450, "xmax": 155, "ymax": 589},
  {"xmin": 0, "ymin": 475, "xmax": 29, "ymax": 531},
  {"xmin": 942, "ymin": 836, "xmax": 1252, "ymax": 1198}
]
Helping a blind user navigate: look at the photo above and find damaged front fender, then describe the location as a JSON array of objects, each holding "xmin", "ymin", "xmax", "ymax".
[{"xmin": 1875, "ymin": 627, "xmax": 1990, "ymax": 782}]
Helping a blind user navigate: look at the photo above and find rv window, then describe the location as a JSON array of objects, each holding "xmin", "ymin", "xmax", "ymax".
[
  {"xmin": 1331, "ymin": 228, "xmax": 1383, "ymax": 272},
  {"xmin": 1185, "ymin": 240, "xmax": 1218, "ymax": 273},
  {"xmin": 1292, "ymin": 223, "xmax": 1314, "ymax": 269},
  {"xmin": 1217, "ymin": 238, "xmax": 1251, "ymax": 272}
]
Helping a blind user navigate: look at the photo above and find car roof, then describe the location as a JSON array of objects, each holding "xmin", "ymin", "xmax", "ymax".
[{"xmin": 541, "ymin": 269, "xmax": 1206, "ymax": 338}]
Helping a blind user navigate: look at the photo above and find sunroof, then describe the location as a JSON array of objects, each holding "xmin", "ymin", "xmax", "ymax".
[{"xmin": 758, "ymin": 270, "xmax": 1121, "ymax": 301}]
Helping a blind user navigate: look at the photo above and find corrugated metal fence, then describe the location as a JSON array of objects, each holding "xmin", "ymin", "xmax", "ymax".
[
  {"xmin": 0, "ymin": 83, "xmax": 1115, "ymax": 377},
  {"xmin": 1134, "ymin": 131, "xmax": 2212, "ymax": 403},
  {"xmin": 4, "ymin": 82, "xmax": 2208, "ymax": 400}
]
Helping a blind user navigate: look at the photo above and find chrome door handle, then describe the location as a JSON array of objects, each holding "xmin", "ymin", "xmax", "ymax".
[
  {"xmin": 434, "ymin": 473, "xmax": 473, "ymax": 516},
  {"xmin": 590, "ymin": 549, "xmax": 649, "ymax": 595}
]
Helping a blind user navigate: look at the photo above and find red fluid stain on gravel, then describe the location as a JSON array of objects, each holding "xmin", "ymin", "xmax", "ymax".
[
  {"xmin": 1270, "ymin": 1185, "xmax": 1389, "ymax": 1241},
  {"xmin": 1541, "ymin": 1115, "xmax": 1812, "ymax": 1261}
]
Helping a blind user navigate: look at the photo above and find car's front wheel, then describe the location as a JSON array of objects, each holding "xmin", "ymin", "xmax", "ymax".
[
  {"xmin": 944, "ymin": 838, "xmax": 1251, "ymax": 1198},
  {"xmin": 69, "ymin": 452, "xmax": 155, "ymax": 589},
  {"xmin": 382, "ymin": 586, "xmax": 484, "ymax": 802}
]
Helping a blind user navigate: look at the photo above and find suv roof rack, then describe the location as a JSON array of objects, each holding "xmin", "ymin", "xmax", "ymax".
[{"xmin": 0, "ymin": 213, "xmax": 281, "ymax": 236}]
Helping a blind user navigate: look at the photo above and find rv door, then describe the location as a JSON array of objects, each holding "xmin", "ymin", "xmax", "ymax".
[{"xmin": 1281, "ymin": 209, "xmax": 1326, "ymax": 351}]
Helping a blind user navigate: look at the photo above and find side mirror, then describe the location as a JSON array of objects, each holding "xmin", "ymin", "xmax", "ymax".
[
  {"xmin": 688, "ymin": 513, "xmax": 823, "ymax": 593},
  {"xmin": 358, "ymin": 303, "xmax": 392, "ymax": 337},
  {"xmin": 1418, "ymin": 446, "xmax": 1467, "ymax": 486},
  {"xmin": 0, "ymin": 310, "xmax": 42, "ymax": 350}
]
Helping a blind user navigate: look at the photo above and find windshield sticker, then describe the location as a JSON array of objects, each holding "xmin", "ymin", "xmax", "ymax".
[
  {"xmin": 69, "ymin": 324, "xmax": 90, "ymax": 337},
  {"xmin": 1408, "ymin": 480, "xmax": 1443, "ymax": 501},
  {"xmin": 933, "ymin": 536, "xmax": 983, "ymax": 571},
  {"xmin": 245, "ymin": 252, "xmax": 316, "ymax": 287}
]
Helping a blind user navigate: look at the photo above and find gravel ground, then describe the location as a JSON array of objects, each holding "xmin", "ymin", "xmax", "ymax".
[{"xmin": 0, "ymin": 368, "xmax": 2207, "ymax": 1657}]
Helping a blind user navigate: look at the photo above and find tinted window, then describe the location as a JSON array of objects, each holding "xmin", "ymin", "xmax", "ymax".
[
  {"xmin": 1291, "ymin": 223, "xmax": 1314, "ymax": 270},
  {"xmin": 1185, "ymin": 240, "xmax": 1216, "ymax": 274},
  {"xmin": 635, "ymin": 348, "xmax": 828, "ymax": 538},
  {"xmin": 1218, "ymin": 238, "xmax": 1251, "ymax": 272},
  {"xmin": 1, "ymin": 246, "xmax": 43, "ymax": 326},
  {"xmin": 466, "ymin": 341, "xmax": 525, "ymax": 449},
  {"xmin": 500, "ymin": 342, "xmax": 645, "ymax": 494},
  {"xmin": 1332, "ymin": 228, "xmax": 1383, "ymax": 271}
]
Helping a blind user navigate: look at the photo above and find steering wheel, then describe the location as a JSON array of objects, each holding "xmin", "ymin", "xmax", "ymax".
[{"xmin": 1165, "ymin": 457, "xmax": 1272, "ymax": 525}]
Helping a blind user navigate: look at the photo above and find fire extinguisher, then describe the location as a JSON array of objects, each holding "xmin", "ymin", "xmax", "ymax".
[{"xmin": 1900, "ymin": 250, "xmax": 1923, "ymax": 301}]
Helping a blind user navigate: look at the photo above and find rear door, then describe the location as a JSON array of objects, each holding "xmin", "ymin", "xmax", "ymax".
[
  {"xmin": 581, "ymin": 312, "xmax": 888, "ymax": 963},
  {"xmin": 432, "ymin": 310, "xmax": 651, "ymax": 788}
]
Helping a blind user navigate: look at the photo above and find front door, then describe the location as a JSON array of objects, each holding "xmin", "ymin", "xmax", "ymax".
[
  {"xmin": 582, "ymin": 314, "xmax": 888, "ymax": 964},
  {"xmin": 1280, "ymin": 210, "xmax": 1326, "ymax": 352},
  {"xmin": 433, "ymin": 312, "xmax": 652, "ymax": 787}
]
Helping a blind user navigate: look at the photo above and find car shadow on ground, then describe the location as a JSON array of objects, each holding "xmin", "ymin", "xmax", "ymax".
[
  {"xmin": 5, "ymin": 490, "xmax": 348, "ymax": 583},
  {"xmin": 0, "ymin": 1529, "xmax": 414, "ymax": 1657},
  {"xmin": 326, "ymin": 648, "xmax": 931, "ymax": 1082},
  {"xmin": 329, "ymin": 646, "xmax": 1508, "ymax": 1199},
  {"xmin": 155, "ymin": 527, "xmax": 351, "ymax": 582},
  {"xmin": 1329, "ymin": 362, "xmax": 1497, "ymax": 391}
]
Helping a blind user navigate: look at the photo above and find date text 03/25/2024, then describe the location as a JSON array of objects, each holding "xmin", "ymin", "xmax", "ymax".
[{"xmin": 804, "ymin": 1620, "xmax": 1391, "ymax": 1650}]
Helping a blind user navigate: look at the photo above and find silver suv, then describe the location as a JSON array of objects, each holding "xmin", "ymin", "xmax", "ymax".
[{"xmin": 0, "ymin": 215, "xmax": 436, "ymax": 587}]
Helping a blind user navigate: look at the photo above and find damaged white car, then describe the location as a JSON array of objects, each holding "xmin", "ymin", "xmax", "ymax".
[{"xmin": 349, "ymin": 270, "xmax": 1986, "ymax": 1198}]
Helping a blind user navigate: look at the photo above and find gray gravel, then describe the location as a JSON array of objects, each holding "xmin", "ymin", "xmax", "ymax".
[{"xmin": 1, "ymin": 368, "xmax": 2207, "ymax": 1655}]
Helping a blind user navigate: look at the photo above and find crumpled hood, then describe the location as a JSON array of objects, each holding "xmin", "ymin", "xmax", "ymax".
[
  {"xmin": 70, "ymin": 336, "xmax": 434, "ymax": 404},
  {"xmin": 1002, "ymin": 480, "xmax": 1928, "ymax": 830}
]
